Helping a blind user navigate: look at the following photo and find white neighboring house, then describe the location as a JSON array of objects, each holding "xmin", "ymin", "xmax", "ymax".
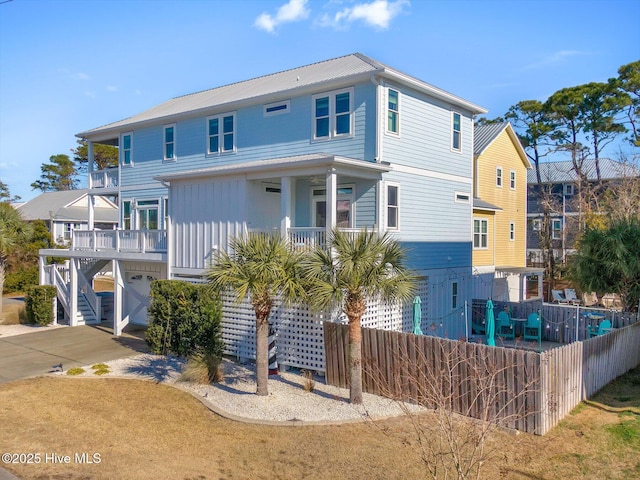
[{"xmin": 18, "ymin": 189, "xmax": 118, "ymax": 244}]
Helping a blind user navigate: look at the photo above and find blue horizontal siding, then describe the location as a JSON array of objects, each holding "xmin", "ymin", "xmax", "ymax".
[{"xmin": 401, "ymin": 241, "xmax": 472, "ymax": 271}]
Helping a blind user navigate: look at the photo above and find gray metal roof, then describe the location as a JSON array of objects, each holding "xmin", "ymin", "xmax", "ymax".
[
  {"xmin": 473, "ymin": 198, "xmax": 502, "ymax": 211},
  {"xmin": 17, "ymin": 189, "xmax": 118, "ymax": 223},
  {"xmin": 79, "ymin": 53, "xmax": 486, "ymax": 138},
  {"xmin": 527, "ymin": 158, "xmax": 640, "ymax": 184},
  {"xmin": 474, "ymin": 122, "xmax": 509, "ymax": 155}
]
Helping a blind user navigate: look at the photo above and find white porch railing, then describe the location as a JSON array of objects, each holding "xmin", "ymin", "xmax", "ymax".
[
  {"xmin": 49, "ymin": 265, "xmax": 69, "ymax": 317},
  {"xmin": 72, "ymin": 230, "xmax": 167, "ymax": 253},
  {"xmin": 77, "ymin": 268, "xmax": 101, "ymax": 323},
  {"xmin": 287, "ymin": 227, "xmax": 365, "ymax": 251},
  {"xmin": 89, "ymin": 167, "xmax": 118, "ymax": 189}
]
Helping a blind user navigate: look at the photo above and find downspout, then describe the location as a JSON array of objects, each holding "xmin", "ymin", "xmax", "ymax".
[{"xmin": 371, "ymin": 74, "xmax": 384, "ymax": 235}]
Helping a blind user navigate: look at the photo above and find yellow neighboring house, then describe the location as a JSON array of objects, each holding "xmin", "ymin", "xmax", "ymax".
[{"xmin": 472, "ymin": 122, "xmax": 542, "ymax": 302}]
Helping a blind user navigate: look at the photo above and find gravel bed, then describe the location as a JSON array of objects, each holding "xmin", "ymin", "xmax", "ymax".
[
  {"xmin": 0, "ymin": 323, "xmax": 67, "ymax": 337},
  {"xmin": 56, "ymin": 354, "xmax": 425, "ymax": 423}
]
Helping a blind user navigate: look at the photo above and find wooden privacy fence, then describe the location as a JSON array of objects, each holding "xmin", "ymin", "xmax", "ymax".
[{"xmin": 324, "ymin": 321, "xmax": 640, "ymax": 435}]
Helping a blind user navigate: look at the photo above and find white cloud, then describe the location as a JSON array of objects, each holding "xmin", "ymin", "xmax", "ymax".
[
  {"xmin": 255, "ymin": 0, "xmax": 310, "ymax": 33},
  {"xmin": 523, "ymin": 50, "xmax": 589, "ymax": 70},
  {"xmin": 322, "ymin": 0, "xmax": 409, "ymax": 30},
  {"xmin": 106, "ymin": 85, "xmax": 118, "ymax": 92},
  {"xmin": 83, "ymin": 90, "xmax": 96, "ymax": 98}
]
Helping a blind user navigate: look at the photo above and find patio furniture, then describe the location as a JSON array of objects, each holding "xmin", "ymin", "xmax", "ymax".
[
  {"xmin": 564, "ymin": 288, "xmax": 582, "ymax": 305},
  {"xmin": 552, "ymin": 290, "xmax": 569, "ymax": 304},
  {"xmin": 587, "ymin": 319, "xmax": 614, "ymax": 338},
  {"xmin": 582, "ymin": 291, "xmax": 599, "ymax": 307},
  {"xmin": 496, "ymin": 311, "xmax": 515, "ymax": 340},
  {"xmin": 523, "ymin": 312, "xmax": 542, "ymax": 343}
]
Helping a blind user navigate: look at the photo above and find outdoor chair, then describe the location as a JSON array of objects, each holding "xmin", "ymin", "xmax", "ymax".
[
  {"xmin": 582, "ymin": 291, "xmax": 599, "ymax": 307},
  {"xmin": 523, "ymin": 312, "xmax": 542, "ymax": 343},
  {"xmin": 588, "ymin": 319, "xmax": 614, "ymax": 338},
  {"xmin": 472, "ymin": 319, "xmax": 486, "ymax": 335},
  {"xmin": 564, "ymin": 288, "xmax": 582, "ymax": 305},
  {"xmin": 552, "ymin": 290, "xmax": 569, "ymax": 304},
  {"xmin": 496, "ymin": 311, "xmax": 515, "ymax": 340}
]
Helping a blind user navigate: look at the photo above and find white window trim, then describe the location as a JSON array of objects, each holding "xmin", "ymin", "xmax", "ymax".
[
  {"xmin": 206, "ymin": 112, "xmax": 237, "ymax": 156},
  {"xmin": 509, "ymin": 221, "xmax": 515, "ymax": 241},
  {"xmin": 385, "ymin": 87, "xmax": 400, "ymax": 136},
  {"xmin": 455, "ymin": 191, "xmax": 470, "ymax": 204},
  {"xmin": 385, "ymin": 182, "xmax": 400, "ymax": 231},
  {"xmin": 264, "ymin": 100, "xmax": 290, "ymax": 117},
  {"xmin": 136, "ymin": 198, "xmax": 161, "ymax": 230},
  {"xmin": 163, "ymin": 124, "xmax": 176, "ymax": 162},
  {"xmin": 510, "ymin": 170, "xmax": 516, "ymax": 190},
  {"xmin": 122, "ymin": 199, "xmax": 133, "ymax": 230},
  {"xmin": 311, "ymin": 87, "xmax": 354, "ymax": 141},
  {"xmin": 532, "ymin": 218, "xmax": 542, "ymax": 231},
  {"xmin": 564, "ymin": 183, "xmax": 574, "ymax": 196},
  {"xmin": 552, "ymin": 219, "xmax": 562, "ymax": 240},
  {"xmin": 121, "ymin": 132, "xmax": 133, "ymax": 167},
  {"xmin": 496, "ymin": 167, "xmax": 503, "ymax": 188},
  {"xmin": 451, "ymin": 111, "xmax": 462, "ymax": 152},
  {"xmin": 310, "ymin": 184, "xmax": 356, "ymax": 228},
  {"xmin": 473, "ymin": 218, "xmax": 489, "ymax": 250},
  {"xmin": 451, "ymin": 280, "xmax": 459, "ymax": 310}
]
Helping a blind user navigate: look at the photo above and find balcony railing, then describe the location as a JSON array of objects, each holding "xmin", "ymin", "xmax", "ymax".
[
  {"xmin": 72, "ymin": 230, "xmax": 167, "ymax": 253},
  {"xmin": 89, "ymin": 168, "xmax": 118, "ymax": 189},
  {"xmin": 287, "ymin": 227, "xmax": 364, "ymax": 251}
]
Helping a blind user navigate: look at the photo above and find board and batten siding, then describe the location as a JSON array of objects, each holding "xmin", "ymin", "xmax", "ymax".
[
  {"xmin": 476, "ymin": 131, "xmax": 528, "ymax": 268},
  {"xmin": 170, "ymin": 178, "xmax": 247, "ymax": 271},
  {"xmin": 119, "ymin": 83, "xmax": 378, "ymax": 190}
]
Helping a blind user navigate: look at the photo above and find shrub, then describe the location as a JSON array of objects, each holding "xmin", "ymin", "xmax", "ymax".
[
  {"xmin": 145, "ymin": 280, "xmax": 224, "ymax": 358},
  {"xmin": 24, "ymin": 285, "xmax": 57, "ymax": 326},
  {"xmin": 180, "ymin": 350, "xmax": 224, "ymax": 384},
  {"xmin": 67, "ymin": 368, "xmax": 85, "ymax": 376},
  {"xmin": 3, "ymin": 265, "xmax": 38, "ymax": 294}
]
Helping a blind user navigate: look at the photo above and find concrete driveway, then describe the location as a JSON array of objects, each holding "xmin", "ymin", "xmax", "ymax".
[{"xmin": 0, "ymin": 325, "xmax": 150, "ymax": 384}]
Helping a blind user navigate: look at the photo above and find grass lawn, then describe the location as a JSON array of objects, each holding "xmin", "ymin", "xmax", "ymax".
[{"xmin": 1, "ymin": 367, "xmax": 639, "ymax": 479}]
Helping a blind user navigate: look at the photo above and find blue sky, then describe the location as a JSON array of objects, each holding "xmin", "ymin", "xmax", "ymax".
[{"xmin": 1, "ymin": 0, "xmax": 638, "ymax": 201}]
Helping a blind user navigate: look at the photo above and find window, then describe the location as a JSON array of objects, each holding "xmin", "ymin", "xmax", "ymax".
[
  {"xmin": 121, "ymin": 133, "xmax": 132, "ymax": 166},
  {"xmin": 532, "ymin": 219, "xmax": 542, "ymax": 231},
  {"xmin": 63, "ymin": 223, "xmax": 79, "ymax": 241},
  {"xmin": 312, "ymin": 88, "xmax": 353, "ymax": 140},
  {"xmin": 564, "ymin": 183, "xmax": 574, "ymax": 196},
  {"xmin": 455, "ymin": 192, "xmax": 470, "ymax": 203},
  {"xmin": 451, "ymin": 281, "xmax": 459, "ymax": 310},
  {"xmin": 387, "ymin": 89, "xmax": 399, "ymax": 134},
  {"xmin": 510, "ymin": 170, "xmax": 516, "ymax": 190},
  {"xmin": 207, "ymin": 113, "xmax": 236, "ymax": 154},
  {"xmin": 163, "ymin": 125, "xmax": 176, "ymax": 161},
  {"xmin": 122, "ymin": 200, "xmax": 132, "ymax": 230},
  {"xmin": 264, "ymin": 100, "xmax": 290, "ymax": 116},
  {"xmin": 452, "ymin": 112, "xmax": 461, "ymax": 151},
  {"xmin": 509, "ymin": 222, "xmax": 515, "ymax": 241},
  {"xmin": 473, "ymin": 218, "xmax": 488, "ymax": 249},
  {"xmin": 496, "ymin": 167, "xmax": 503, "ymax": 187},
  {"xmin": 552, "ymin": 219, "xmax": 562, "ymax": 239},
  {"xmin": 137, "ymin": 199, "xmax": 159, "ymax": 230},
  {"xmin": 387, "ymin": 184, "xmax": 399, "ymax": 229}
]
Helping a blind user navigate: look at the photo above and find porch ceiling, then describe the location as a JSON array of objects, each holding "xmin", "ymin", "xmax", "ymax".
[{"xmin": 154, "ymin": 153, "xmax": 392, "ymax": 183}]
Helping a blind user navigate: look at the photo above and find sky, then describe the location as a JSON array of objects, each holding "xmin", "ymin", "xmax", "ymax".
[{"xmin": 1, "ymin": 0, "xmax": 639, "ymax": 202}]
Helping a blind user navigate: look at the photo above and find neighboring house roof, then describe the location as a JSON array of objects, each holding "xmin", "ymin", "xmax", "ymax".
[
  {"xmin": 17, "ymin": 189, "xmax": 118, "ymax": 224},
  {"xmin": 79, "ymin": 53, "xmax": 486, "ymax": 138},
  {"xmin": 473, "ymin": 198, "xmax": 502, "ymax": 212},
  {"xmin": 527, "ymin": 158, "xmax": 640, "ymax": 184},
  {"xmin": 474, "ymin": 122, "xmax": 531, "ymax": 169}
]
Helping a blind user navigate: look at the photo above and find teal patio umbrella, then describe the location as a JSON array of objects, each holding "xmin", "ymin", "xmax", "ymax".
[
  {"xmin": 485, "ymin": 299, "xmax": 496, "ymax": 346},
  {"xmin": 412, "ymin": 296, "xmax": 424, "ymax": 335}
]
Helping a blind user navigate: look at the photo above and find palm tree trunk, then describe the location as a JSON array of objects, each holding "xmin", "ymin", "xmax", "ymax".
[
  {"xmin": 348, "ymin": 314, "xmax": 363, "ymax": 404},
  {"xmin": 255, "ymin": 313, "xmax": 270, "ymax": 396},
  {"xmin": 0, "ymin": 260, "xmax": 5, "ymax": 316}
]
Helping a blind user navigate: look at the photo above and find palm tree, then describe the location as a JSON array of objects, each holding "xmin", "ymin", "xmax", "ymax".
[
  {"xmin": 303, "ymin": 229, "xmax": 418, "ymax": 404},
  {"xmin": 207, "ymin": 232, "xmax": 306, "ymax": 396},
  {"xmin": 0, "ymin": 202, "xmax": 33, "ymax": 314}
]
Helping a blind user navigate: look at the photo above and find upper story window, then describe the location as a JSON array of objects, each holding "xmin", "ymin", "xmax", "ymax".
[
  {"xmin": 264, "ymin": 100, "xmax": 290, "ymax": 116},
  {"xmin": 532, "ymin": 218, "xmax": 542, "ymax": 231},
  {"xmin": 552, "ymin": 219, "xmax": 562, "ymax": 239},
  {"xmin": 510, "ymin": 171, "xmax": 516, "ymax": 190},
  {"xmin": 312, "ymin": 88, "xmax": 353, "ymax": 140},
  {"xmin": 509, "ymin": 221, "xmax": 515, "ymax": 241},
  {"xmin": 473, "ymin": 218, "xmax": 488, "ymax": 249},
  {"xmin": 452, "ymin": 112, "xmax": 461, "ymax": 151},
  {"xmin": 496, "ymin": 167, "xmax": 503, "ymax": 187},
  {"xmin": 164, "ymin": 124, "xmax": 176, "ymax": 161},
  {"xmin": 451, "ymin": 281, "xmax": 459, "ymax": 310},
  {"xmin": 122, "ymin": 200, "xmax": 132, "ymax": 230},
  {"xmin": 564, "ymin": 183, "xmax": 574, "ymax": 196},
  {"xmin": 121, "ymin": 133, "xmax": 132, "ymax": 166},
  {"xmin": 386, "ymin": 184, "xmax": 399, "ymax": 230},
  {"xmin": 208, "ymin": 113, "xmax": 236, "ymax": 154},
  {"xmin": 387, "ymin": 88, "xmax": 399, "ymax": 134}
]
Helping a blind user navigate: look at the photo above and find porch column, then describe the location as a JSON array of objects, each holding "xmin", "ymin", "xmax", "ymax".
[
  {"xmin": 87, "ymin": 141, "xmax": 94, "ymax": 188},
  {"xmin": 38, "ymin": 256, "xmax": 46, "ymax": 286},
  {"xmin": 326, "ymin": 168, "xmax": 337, "ymax": 233},
  {"xmin": 88, "ymin": 194, "xmax": 95, "ymax": 230},
  {"xmin": 280, "ymin": 176, "xmax": 292, "ymax": 239},
  {"xmin": 69, "ymin": 258, "xmax": 78, "ymax": 327},
  {"xmin": 113, "ymin": 260, "xmax": 125, "ymax": 336}
]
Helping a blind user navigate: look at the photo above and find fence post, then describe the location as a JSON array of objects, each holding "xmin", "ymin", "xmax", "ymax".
[
  {"xmin": 575, "ymin": 304, "xmax": 580, "ymax": 342},
  {"xmin": 464, "ymin": 300, "xmax": 468, "ymax": 341}
]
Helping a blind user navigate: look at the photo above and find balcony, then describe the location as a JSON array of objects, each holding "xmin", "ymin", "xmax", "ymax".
[
  {"xmin": 72, "ymin": 230, "xmax": 167, "ymax": 253},
  {"xmin": 287, "ymin": 227, "xmax": 364, "ymax": 251},
  {"xmin": 89, "ymin": 168, "xmax": 118, "ymax": 190}
]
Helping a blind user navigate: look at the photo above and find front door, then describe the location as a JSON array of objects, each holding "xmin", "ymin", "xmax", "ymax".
[
  {"xmin": 137, "ymin": 200, "xmax": 158, "ymax": 230},
  {"xmin": 312, "ymin": 186, "xmax": 354, "ymax": 228}
]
